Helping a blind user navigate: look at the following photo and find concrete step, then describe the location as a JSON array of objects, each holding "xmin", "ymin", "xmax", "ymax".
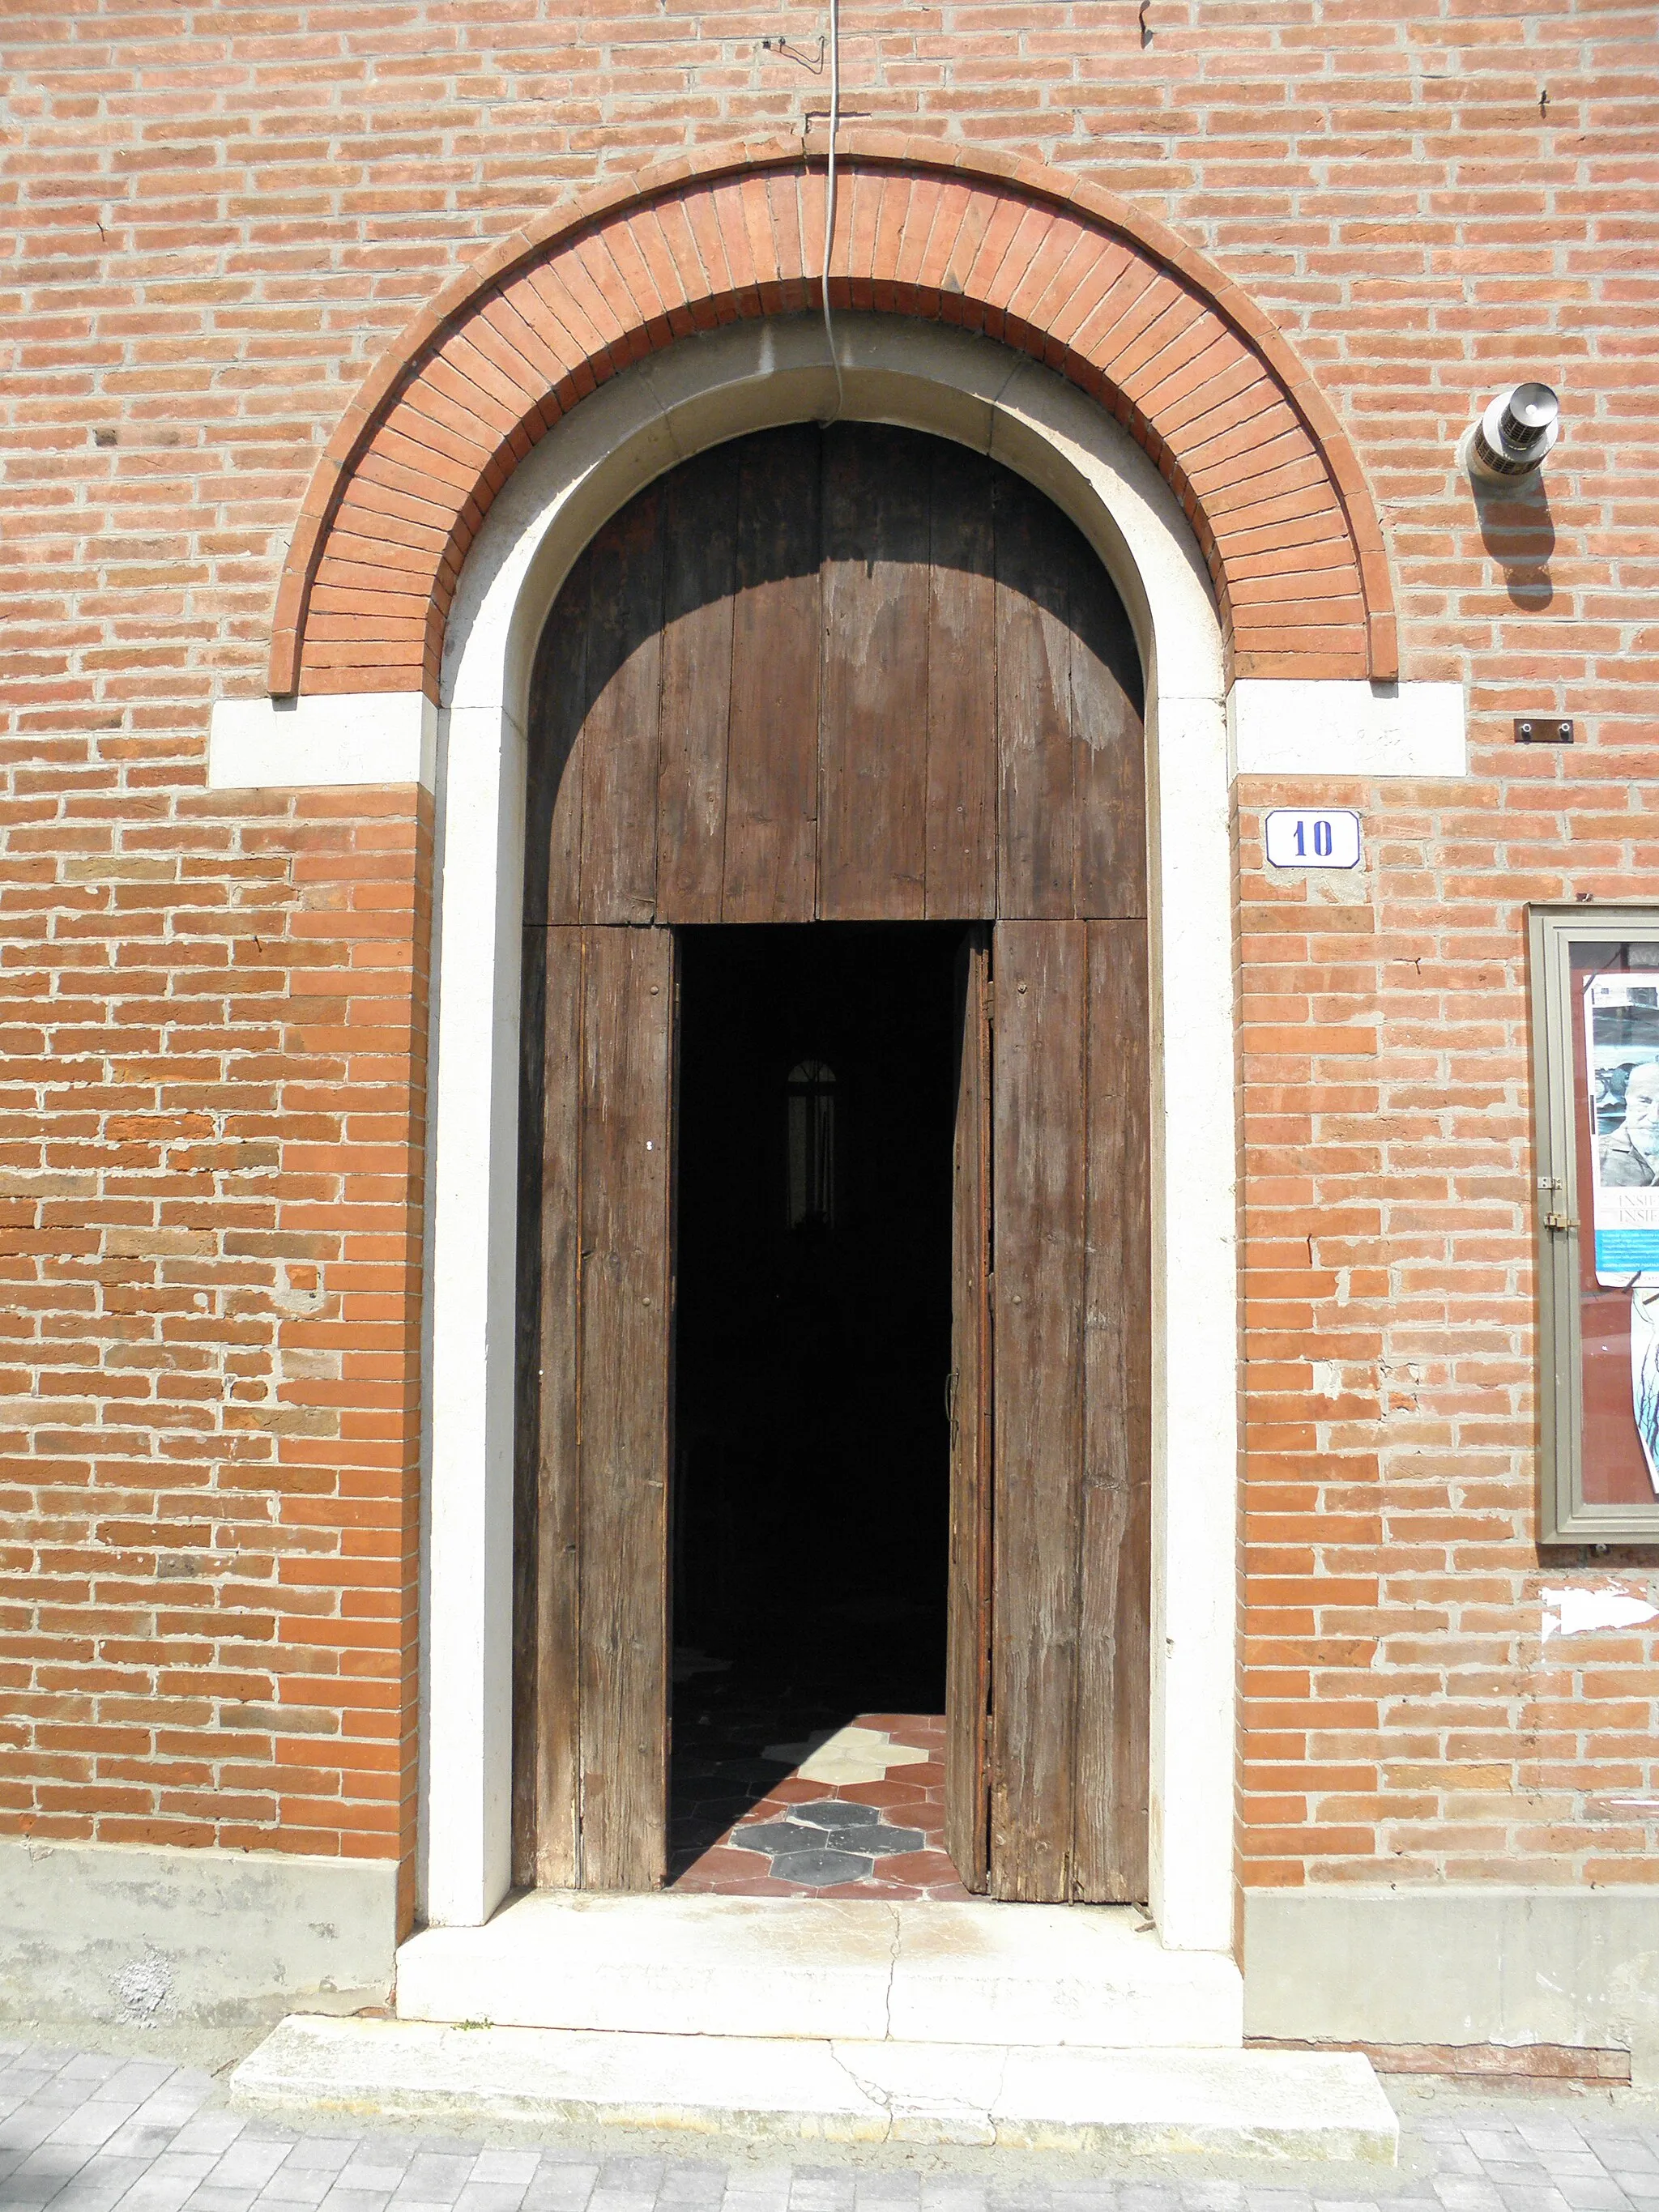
[
  {"xmin": 232, "ymin": 2015, "xmax": 1397, "ymax": 2160},
  {"xmin": 396, "ymin": 1892, "xmax": 1243, "ymax": 2048}
]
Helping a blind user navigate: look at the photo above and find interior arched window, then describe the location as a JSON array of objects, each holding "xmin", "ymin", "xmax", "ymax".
[{"xmin": 786, "ymin": 1059, "xmax": 837, "ymax": 1232}]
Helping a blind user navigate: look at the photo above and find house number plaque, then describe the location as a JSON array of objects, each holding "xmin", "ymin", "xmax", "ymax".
[{"xmin": 1264, "ymin": 808, "xmax": 1362, "ymax": 870}]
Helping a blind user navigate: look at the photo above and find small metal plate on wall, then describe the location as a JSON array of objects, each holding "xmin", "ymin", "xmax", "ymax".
[{"xmin": 1516, "ymin": 717, "xmax": 1574, "ymax": 743}]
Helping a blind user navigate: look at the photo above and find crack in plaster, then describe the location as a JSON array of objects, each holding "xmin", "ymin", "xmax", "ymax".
[
  {"xmin": 814, "ymin": 1909, "xmax": 1010, "ymax": 2147},
  {"xmin": 824, "ymin": 2038, "xmax": 1002, "ymax": 2148}
]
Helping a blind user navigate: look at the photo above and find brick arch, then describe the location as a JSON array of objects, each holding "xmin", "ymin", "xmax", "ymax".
[{"xmin": 271, "ymin": 134, "xmax": 1397, "ymax": 700}]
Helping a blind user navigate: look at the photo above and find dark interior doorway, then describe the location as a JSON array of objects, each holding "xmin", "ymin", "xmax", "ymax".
[{"xmin": 670, "ymin": 922, "xmax": 963, "ymax": 1890}]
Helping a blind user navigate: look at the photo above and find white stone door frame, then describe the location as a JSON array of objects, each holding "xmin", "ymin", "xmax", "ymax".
[{"xmin": 419, "ymin": 312, "xmax": 1239, "ymax": 1955}]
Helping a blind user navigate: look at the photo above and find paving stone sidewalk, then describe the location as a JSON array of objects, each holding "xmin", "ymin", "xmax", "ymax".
[{"xmin": 3, "ymin": 2039, "xmax": 1659, "ymax": 2212}]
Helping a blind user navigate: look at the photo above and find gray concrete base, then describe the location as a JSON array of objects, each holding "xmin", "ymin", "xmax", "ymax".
[
  {"xmin": 232, "ymin": 2015, "xmax": 1400, "ymax": 2160},
  {"xmin": 1244, "ymin": 1887, "xmax": 1659, "ymax": 2090},
  {"xmin": 0, "ymin": 1837, "xmax": 398, "ymax": 2028}
]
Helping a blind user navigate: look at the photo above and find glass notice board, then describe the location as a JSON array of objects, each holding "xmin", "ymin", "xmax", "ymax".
[{"xmin": 1531, "ymin": 906, "xmax": 1659, "ymax": 1539}]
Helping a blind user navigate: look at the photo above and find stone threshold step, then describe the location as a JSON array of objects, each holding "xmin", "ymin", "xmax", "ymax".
[
  {"xmin": 396, "ymin": 1891, "xmax": 1243, "ymax": 2048},
  {"xmin": 232, "ymin": 2017, "xmax": 1398, "ymax": 2162}
]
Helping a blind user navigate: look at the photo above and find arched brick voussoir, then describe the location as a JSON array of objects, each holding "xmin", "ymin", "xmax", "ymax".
[{"xmin": 271, "ymin": 134, "xmax": 1398, "ymax": 699}]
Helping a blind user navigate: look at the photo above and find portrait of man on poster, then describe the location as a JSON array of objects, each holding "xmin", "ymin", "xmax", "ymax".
[{"xmin": 1597, "ymin": 1058, "xmax": 1659, "ymax": 1187}]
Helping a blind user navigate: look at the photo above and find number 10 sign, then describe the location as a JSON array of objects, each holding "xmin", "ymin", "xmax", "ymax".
[{"xmin": 1264, "ymin": 808, "xmax": 1362, "ymax": 869}]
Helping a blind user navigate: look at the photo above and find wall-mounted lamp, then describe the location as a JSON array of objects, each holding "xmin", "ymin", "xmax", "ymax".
[{"xmin": 1466, "ymin": 381, "xmax": 1561, "ymax": 483}]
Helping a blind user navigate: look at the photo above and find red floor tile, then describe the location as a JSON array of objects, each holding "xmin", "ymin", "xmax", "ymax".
[{"xmin": 671, "ymin": 1709, "xmax": 968, "ymax": 1899}]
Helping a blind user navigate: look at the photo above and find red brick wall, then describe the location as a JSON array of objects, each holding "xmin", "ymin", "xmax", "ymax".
[
  {"xmin": 0, "ymin": 766, "xmax": 429, "ymax": 1907},
  {"xmin": 1237, "ymin": 757, "xmax": 1659, "ymax": 1895},
  {"xmin": 2, "ymin": 1, "xmax": 1656, "ymax": 1894}
]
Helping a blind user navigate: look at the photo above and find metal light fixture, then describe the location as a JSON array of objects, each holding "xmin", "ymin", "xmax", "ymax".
[{"xmin": 1468, "ymin": 381, "xmax": 1561, "ymax": 482}]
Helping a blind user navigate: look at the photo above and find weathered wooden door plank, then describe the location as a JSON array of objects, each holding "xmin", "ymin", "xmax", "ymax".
[
  {"xmin": 527, "ymin": 556, "xmax": 591, "ymax": 927},
  {"xmin": 574, "ymin": 924, "xmax": 676, "ymax": 1890},
  {"xmin": 946, "ymin": 923, "xmax": 995, "ymax": 1893},
  {"xmin": 1070, "ymin": 570, "xmax": 1148, "ymax": 921},
  {"xmin": 529, "ymin": 923, "xmax": 585, "ymax": 1887},
  {"xmin": 512, "ymin": 920, "xmax": 547, "ymax": 1890},
  {"xmin": 1074, "ymin": 919, "xmax": 1152, "ymax": 1900},
  {"xmin": 926, "ymin": 445, "xmax": 998, "ymax": 920},
  {"xmin": 657, "ymin": 450, "xmax": 739, "ymax": 926},
  {"xmin": 819, "ymin": 425, "xmax": 931, "ymax": 919},
  {"xmin": 995, "ymin": 476, "xmax": 1077, "ymax": 922},
  {"xmin": 988, "ymin": 918, "xmax": 1086, "ymax": 1900},
  {"xmin": 723, "ymin": 427, "xmax": 821, "ymax": 923},
  {"xmin": 578, "ymin": 491, "xmax": 667, "ymax": 925}
]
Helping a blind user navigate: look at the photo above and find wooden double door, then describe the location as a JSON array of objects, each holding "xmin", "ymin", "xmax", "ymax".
[{"xmin": 514, "ymin": 425, "xmax": 1151, "ymax": 1904}]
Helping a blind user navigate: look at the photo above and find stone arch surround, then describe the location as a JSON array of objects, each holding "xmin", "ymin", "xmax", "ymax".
[
  {"xmin": 412, "ymin": 311, "xmax": 1241, "ymax": 1955},
  {"xmin": 269, "ymin": 133, "xmax": 1397, "ymax": 701}
]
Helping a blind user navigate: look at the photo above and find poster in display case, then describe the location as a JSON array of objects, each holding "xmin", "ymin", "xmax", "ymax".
[{"xmin": 1530, "ymin": 906, "xmax": 1659, "ymax": 1540}]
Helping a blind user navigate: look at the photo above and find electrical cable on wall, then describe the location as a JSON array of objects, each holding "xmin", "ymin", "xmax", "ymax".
[{"xmin": 820, "ymin": 0, "xmax": 846, "ymax": 421}]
